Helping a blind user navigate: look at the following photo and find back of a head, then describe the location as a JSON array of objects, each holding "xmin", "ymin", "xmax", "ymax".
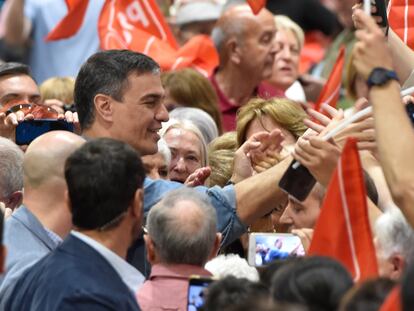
[
  {"xmin": 0, "ymin": 137, "xmax": 24, "ymax": 200},
  {"xmin": 271, "ymin": 256, "xmax": 354, "ymax": 311},
  {"xmin": 161, "ymin": 69, "xmax": 222, "ymax": 132},
  {"xmin": 207, "ymin": 132, "xmax": 237, "ymax": 187},
  {"xmin": 169, "ymin": 107, "xmax": 219, "ymax": 144},
  {"xmin": 339, "ymin": 278, "xmax": 396, "ymax": 311},
  {"xmin": 203, "ymin": 276, "xmax": 270, "ymax": 311},
  {"xmin": 23, "ymin": 131, "xmax": 85, "ymax": 190},
  {"xmin": 146, "ymin": 188, "xmax": 217, "ymax": 266},
  {"xmin": 375, "ymin": 205, "xmax": 414, "ymax": 267},
  {"xmin": 65, "ymin": 138, "xmax": 145, "ymax": 230},
  {"xmin": 74, "ymin": 50, "xmax": 160, "ymax": 130}
]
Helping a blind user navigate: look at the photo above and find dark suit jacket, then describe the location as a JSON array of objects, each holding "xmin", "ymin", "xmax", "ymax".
[{"xmin": 1, "ymin": 235, "xmax": 140, "ymax": 311}]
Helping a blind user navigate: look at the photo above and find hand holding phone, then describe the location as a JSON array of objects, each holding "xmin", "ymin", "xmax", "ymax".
[{"xmin": 15, "ymin": 119, "xmax": 74, "ymax": 145}]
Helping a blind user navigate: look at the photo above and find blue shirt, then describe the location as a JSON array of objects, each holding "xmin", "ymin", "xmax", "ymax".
[
  {"xmin": 24, "ymin": 0, "xmax": 104, "ymax": 82},
  {"xmin": 143, "ymin": 178, "xmax": 247, "ymax": 246}
]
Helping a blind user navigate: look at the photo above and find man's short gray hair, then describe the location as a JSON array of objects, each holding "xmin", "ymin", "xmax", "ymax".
[
  {"xmin": 146, "ymin": 188, "xmax": 217, "ymax": 266},
  {"xmin": 0, "ymin": 137, "xmax": 24, "ymax": 198},
  {"xmin": 375, "ymin": 205, "xmax": 414, "ymax": 265}
]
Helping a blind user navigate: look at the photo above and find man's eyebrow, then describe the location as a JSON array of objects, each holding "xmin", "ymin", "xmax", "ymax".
[{"xmin": 140, "ymin": 93, "xmax": 164, "ymax": 101}]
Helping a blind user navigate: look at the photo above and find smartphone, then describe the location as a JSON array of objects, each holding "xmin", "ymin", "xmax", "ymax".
[
  {"xmin": 187, "ymin": 275, "xmax": 214, "ymax": 311},
  {"xmin": 372, "ymin": 0, "xmax": 388, "ymax": 28},
  {"xmin": 247, "ymin": 233, "xmax": 305, "ymax": 267},
  {"xmin": 278, "ymin": 159, "xmax": 316, "ymax": 202},
  {"xmin": 15, "ymin": 119, "xmax": 74, "ymax": 145},
  {"xmin": 406, "ymin": 101, "xmax": 414, "ymax": 125}
]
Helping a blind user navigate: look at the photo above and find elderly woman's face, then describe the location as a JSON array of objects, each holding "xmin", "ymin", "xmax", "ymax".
[
  {"xmin": 164, "ymin": 128, "xmax": 203, "ymax": 183},
  {"xmin": 246, "ymin": 115, "xmax": 297, "ymax": 147},
  {"xmin": 270, "ymin": 29, "xmax": 300, "ymax": 91}
]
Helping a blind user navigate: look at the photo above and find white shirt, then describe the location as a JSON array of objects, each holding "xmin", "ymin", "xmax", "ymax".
[{"xmin": 71, "ymin": 231, "xmax": 145, "ymax": 293}]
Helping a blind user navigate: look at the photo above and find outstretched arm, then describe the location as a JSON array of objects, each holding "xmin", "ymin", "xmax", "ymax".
[
  {"xmin": 353, "ymin": 9, "xmax": 414, "ymax": 227},
  {"xmin": 1, "ymin": 0, "xmax": 31, "ymax": 46}
]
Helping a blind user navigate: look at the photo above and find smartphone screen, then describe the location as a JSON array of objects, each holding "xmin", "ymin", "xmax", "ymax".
[
  {"xmin": 15, "ymin": 119, "xmax": 74, "ymax": 145},
  {"xmin": 278, "ymin": 159, "xmax": 316, "ymax": 202},
  {"xmin": 248, "ymin": 233, "xmax": 305, "ymax": 267},
  {"xmin": 187, "ymin": 276, "xmax": 214, "ymax": 311}
]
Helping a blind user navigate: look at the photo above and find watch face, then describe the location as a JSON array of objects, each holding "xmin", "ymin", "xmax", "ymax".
[
  {"xmin": 368, "ymin": 68, "xmax": 398, "ymax": 87},
  {"xmin": 371, "ymin": 68, "xmax": 387, "ymax": 85}
]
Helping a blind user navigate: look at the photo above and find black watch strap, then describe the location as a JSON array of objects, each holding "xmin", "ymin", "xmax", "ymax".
[{"xmin": 367, "ymin": 67, "xmax": 399, "ymax": 89}]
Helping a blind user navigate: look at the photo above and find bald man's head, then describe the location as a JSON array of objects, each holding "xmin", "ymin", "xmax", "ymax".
[
  {"xmin": 23, "ymin": 131, "xmax": 85, "ymax": 189},
  {"xmin": 211, "ymin": 5, "xmax": 276, "ymax": 79}
]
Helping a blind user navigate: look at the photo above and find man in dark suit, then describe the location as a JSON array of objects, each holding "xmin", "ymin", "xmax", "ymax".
[
  {"xmin": 0, "ymin": 131, "xmax": 85, "ymax": 296},
  {"xmin": 1, "ymin": 138, "xmax": 145, "ymax": 310}
]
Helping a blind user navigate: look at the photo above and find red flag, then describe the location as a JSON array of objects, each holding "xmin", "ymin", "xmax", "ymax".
[
  {"xmin": 99, "ymin": 0, "xmax": 178, "ymax": 50},
  {"xmin": 246, "ymin": 0, "xmax": 267, "ymax": 15},
  {"xmin": 379, "ymin": 286, "xmax": 402, "ymax": 311},
  {"xmin": 388, "ymin": 0, "xmax": 414, "ymax": 50},
  {"xmin": 45, "ymin": 0, "xmax": 89, "ymax": 41},
  {"xmin": 314, "ymin": 46, "xmax": 345, "ymax": 112},
  {"xmin": 308, "ymin": 138, "xmax": 378, "ymax": 283}
]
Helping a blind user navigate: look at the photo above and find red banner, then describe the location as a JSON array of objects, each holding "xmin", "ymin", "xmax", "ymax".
[
  {"xmin": 314, "ymin": 46, "xmax": 345, "ymax": 112},
  {"xmin": 308, "ymin": 138, "xmax": 378, "ymax": 283},
  {"xmin": 388, "ymin": 0, "xmax": 414, "ymax": 50}
]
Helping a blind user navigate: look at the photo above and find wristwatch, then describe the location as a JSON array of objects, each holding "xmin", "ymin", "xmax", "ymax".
[{"xmin": 367, "ymin": 67, "xmax": 399, "ymax": 88}]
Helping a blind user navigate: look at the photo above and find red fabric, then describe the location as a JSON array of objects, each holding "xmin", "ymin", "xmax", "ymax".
[
  {"xmin": 388, "ymin": 0, "xmax": 414, "ymax": 50},
  {"xmin": 45, "ymin": 0, "xmax": 89, "ymax": 41},
  {"xmin": 99, "ymin": 0, "xmax": 178, "ymax": 50},
  {"xmin": 246, "ymin": 0, "xmax": 267, "ymax": 15},
  {"xmin": 379, "ymin": 286, "xmax": 402, "ymax": 311},
  {"xmin": 308, "ymin": 138, "xmax": 378, "ymax": 283},
  {"xmin": 314, "ymin": 46, "xmax": 345, "ymax": 112}
]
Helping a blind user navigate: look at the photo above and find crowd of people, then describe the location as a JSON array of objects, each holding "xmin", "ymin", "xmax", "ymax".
[{"xmin": 1, "ymin": 0, "xmax": 414, "ymax": 310}]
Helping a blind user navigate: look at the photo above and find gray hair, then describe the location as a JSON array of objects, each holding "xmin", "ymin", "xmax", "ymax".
[
  {"xmin": 146, "ymin": 188, "xmax": 217, "ymax": 266},
  {"xmin": 275, "ymin": 15, "xmax": 305, "ymax": 50},
  {"xmin": 0, "ymin": 137, "xmax": 24, "ymax": 198},
  {"xmin": 160, "ymin": 119, "xmax": 209, "ymax": 167},
  {"xmin": 375, "ymin": 205, "xmax": 414, "ymax": 265},
  {"xmin": 157, "ymin": 138, "xmax": 171, "ymax": 166},
  {"xmin": 169, "ymin": 107, "xmax": 218, "ymax": 144}
]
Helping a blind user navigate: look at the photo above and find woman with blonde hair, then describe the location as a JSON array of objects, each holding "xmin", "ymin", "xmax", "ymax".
[{"xmin": 237, "ymin": 97, "xmax": 307, "ymax": 149}]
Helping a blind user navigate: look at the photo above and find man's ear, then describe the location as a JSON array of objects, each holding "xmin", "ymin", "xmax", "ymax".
[
  {"xmin": 7, "ymin": 191, "xmax": 23, "ymax": 210},
  {"xmin": 389, "ymin": 254, "xmax": 405, "ymax": 281},
  {"xmin": 143, "ymin": 234, "xmax": 158, "ymax": 265},
  {"xmin": 94, "ymin": 94, "xmax": 114, "ymax": 123},
  {"xmin": 131, "ymin": 189, "xmax": 144, "ymax": 221},
  {"xmin": 227, "ymin": 38, "xmax": 242, "ymax": 65},
  {"xmin": 207, "ymin": 233, "xmax": 222, "ymax": 262}
]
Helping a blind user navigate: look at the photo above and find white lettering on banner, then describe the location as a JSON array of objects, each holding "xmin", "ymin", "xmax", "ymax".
[
  {"xmin": 117, "ymin": 12, "xmax": 134, "ymax": 45},
  {"xmin": 126, "ymin": 1, "xmax": 150, "ymax": 27}
]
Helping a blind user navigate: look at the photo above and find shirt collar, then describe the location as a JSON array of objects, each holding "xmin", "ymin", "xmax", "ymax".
[
  {"xmin": 71, "ymin": 231, "xmax": 145, "ymax": 293},
  {"xmin": 149, "ymin": 263, "xmax": 212, "ymax": 280},
  {"xmin": 43, "ymin": 226, "xmax": 63, "ymax": 246}
]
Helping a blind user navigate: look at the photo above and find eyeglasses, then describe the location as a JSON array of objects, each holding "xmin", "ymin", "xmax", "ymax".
[{"xmin": 3, "ymin": 103, "xmax": 59, "ymax": 119}]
